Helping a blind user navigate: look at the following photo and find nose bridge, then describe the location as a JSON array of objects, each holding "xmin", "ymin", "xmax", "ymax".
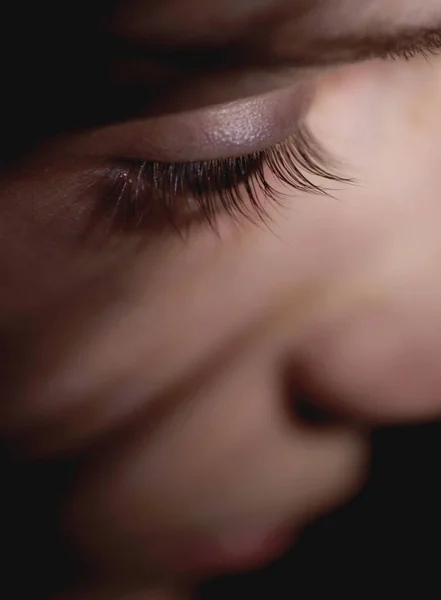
[
  {"xmin": 248, "ymin": 278, "xmax": 331, "ymax": 361},
  {"xmin": 234, "ymin": 272, "xmax": 366, "ymax": 428}
]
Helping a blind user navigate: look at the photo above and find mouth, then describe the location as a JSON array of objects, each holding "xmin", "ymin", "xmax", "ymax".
[{"xmin": 146, "ymin": 525, "xmax": 296, "ymax": 576}]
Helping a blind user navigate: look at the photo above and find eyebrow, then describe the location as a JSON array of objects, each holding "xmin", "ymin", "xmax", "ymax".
[
  {"xmin": 108, "ymin": 25, "xmax": 441, "ymax": 78},
  {"xmin": 268, "ymin": 27, "xmax": 441, "ymax": 67}
]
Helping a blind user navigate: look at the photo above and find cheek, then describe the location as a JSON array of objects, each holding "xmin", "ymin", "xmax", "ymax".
[{"xmin": 0, "ymin": 165, "xmax": 110, "ymax": 316}]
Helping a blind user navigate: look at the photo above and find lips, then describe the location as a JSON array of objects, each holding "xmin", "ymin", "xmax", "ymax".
[{"xmin": 146, "ymin": 526, "xmax": 295, "ymax": 576}]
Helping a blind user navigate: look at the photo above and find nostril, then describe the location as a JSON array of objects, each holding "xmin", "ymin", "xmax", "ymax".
[
  {"xmin": 282, "ymin": 364, "xmax": 344, "ymax": 428},
  {"xmin": 295, "ymin": 390, "xmax": 342, "ymax": 427}
]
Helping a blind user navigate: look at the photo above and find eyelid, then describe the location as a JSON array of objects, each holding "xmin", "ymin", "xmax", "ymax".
[
  {"xmin": 68, "ymin": 82, "xmax": 315, "ymax": 163},
  {"xmin": 88, "ymin": 125, "xmax": 347, "ymax": 236},
  {"xmin": 142, "ymin": 82, "xmax": 314, "ymax": 161}
]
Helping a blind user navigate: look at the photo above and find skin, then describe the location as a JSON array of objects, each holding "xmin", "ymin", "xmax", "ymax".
[{"xmin": 3, "ymin": 1, "xmax": 441, "ymax": 598}]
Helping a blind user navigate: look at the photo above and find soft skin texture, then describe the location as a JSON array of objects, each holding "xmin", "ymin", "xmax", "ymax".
[{"xmin": 3, "ymin": 1, "xmax": 441, "ymax": 599}]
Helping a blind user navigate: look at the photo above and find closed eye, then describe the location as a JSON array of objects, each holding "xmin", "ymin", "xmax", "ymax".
[
  {"xmin": 84, "ymin": 41, "xmax": 440, "ymax": 237},
  {"xmin": 89, "ymin": 126, "xmax": 348, "ymax": 235}
]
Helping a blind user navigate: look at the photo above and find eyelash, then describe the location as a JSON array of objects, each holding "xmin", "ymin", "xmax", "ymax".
[
  {"xmin": 94, "ymin": 41, "xmax": 441, "ymax": 234},
  {"xmin": 94, "ymin": 126, "xmax": 347, "ymax": 234},
  {"xmin": 382, "ymin": 29, "xmax": 441, "ymax": 62}
]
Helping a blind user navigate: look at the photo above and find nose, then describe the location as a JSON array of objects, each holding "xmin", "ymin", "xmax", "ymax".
[{"xmin": 63, "ymin": 322, "xmax": 369, "ymax": 581}]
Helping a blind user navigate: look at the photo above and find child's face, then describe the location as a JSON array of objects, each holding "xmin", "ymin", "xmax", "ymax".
[{"xmin": 2, "ymin": 0, "xmax": 441, "ymax": 588}]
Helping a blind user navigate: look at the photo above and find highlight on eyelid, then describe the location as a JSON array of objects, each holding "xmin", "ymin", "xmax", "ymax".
[{"xmin": 86, "ymin": 127, "xmax": 351, "ymax": 236}]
